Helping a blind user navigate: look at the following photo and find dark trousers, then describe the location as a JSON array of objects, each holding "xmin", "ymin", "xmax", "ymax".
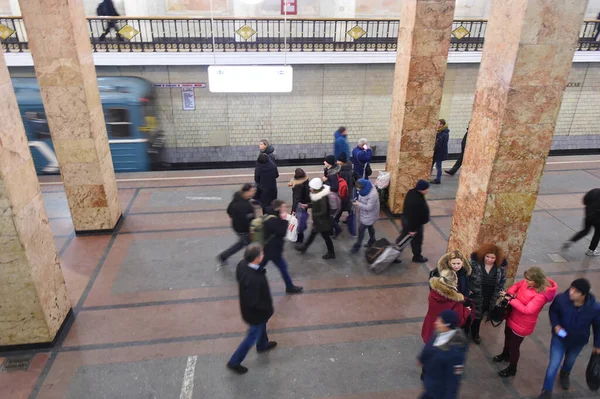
[
  {"xmin": 501, "ymin": 324, "xmax": 525, "ymax": 367},
  {"xmin": 470, "ymin": 299, "xmax": 490, "ymax": 338},
  {"xmin": 304, "ymin": 230, "xmax": 335, "ymax": 254},
  {"xmin": 570, "ymin": 217, "xmax": 600, "ymax": 250},
  {"xmin": 219, "ymin": 232, "xmax": 250, "ymax": 261},
  {"xmin": 353, "ymin": 223, "xmax": 375, "ymax": 251},
  {"xmin": 397, "ymin": 217, "xmax": 424, "ymax": 257},
  {"xmin": 447, "ymin": 149, "xmax": 464, "ymax": 174},
  {"xmin": 99, "ymin": 21, "xmax": 123, "ymax": 41},
  {"xmin": 259, "ymin": 256, "xmax": 294, "ymax": 290}
]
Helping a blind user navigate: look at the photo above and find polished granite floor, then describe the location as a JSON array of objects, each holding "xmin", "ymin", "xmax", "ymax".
[{"xmin": 2, "ymin": 155, "xmax": 600, "ymax": 399}]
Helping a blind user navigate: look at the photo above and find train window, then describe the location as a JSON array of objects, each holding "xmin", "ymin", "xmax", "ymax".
[
  {"xmin": 25, "ymin": 111, "xmax": 51, "ymax": 139},
  {"xmin": 106, "ymin": 108, "xmax": 132, "ymax": 138}
]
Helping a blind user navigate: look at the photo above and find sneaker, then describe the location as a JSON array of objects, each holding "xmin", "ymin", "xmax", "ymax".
[
  {"xmin": 430, "ymin": 179, "xmax": 441, "ymax": 185},
  {"xmin": 559, "ymin": 370, "xmax": 570, "ymax": 390},
  {"xmin": 286, "ymin": 285, "xmax": 303, "ymax": 294},
  {"xmin": 257, "ymin": 341, "xmax": 278, "ymax": 353},
  {"xmin": 226, "ymin": 363, "xmax": 248, "ymax": 374},
  {"xmin": 412, "ymin": 255, "xmax": 428, "ymax": 263},
  {"xmin": 322, "ymin": 252, "xmax": 336, "ymax": 260},
  {"xmin": 585, "ymin": 249, "xmax": 600, "ymax": 256},
  {"xmin": 537, "ymin": 390, "xmax": 552, "ymax": 399}
]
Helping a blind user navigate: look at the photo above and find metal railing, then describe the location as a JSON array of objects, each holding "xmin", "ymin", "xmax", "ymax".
[{"xmin": 1, "ymin": 17, "xmax": 599, "ymax": 53}]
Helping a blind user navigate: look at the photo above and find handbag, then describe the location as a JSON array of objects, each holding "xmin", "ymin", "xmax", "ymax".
[
  {"xmin": 285, "ymin": 214, "xmax": 298, "ymax": 242},
  {"xmin": 587, "ymin": 353, "xmax": 600, "ymax": 391},
  {"xmin": 296, "ymin": 204, "xmax": 308, "ymax": 234},
  {"xmin": 488, "ymin": 295, "xmax": 512, "ymax": 327},
  {"xmin": 365, "ymin": 163, "xmax": 372, "ymax": 177}
]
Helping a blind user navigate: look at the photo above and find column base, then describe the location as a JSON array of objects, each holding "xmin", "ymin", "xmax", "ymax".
[
  {"xmin": 0, "ymin": 309, "xmax": 74, "ymax": 353},
  {"xmin": 74, "ymin": 214, "xmax": 123, "ymax": 236}
]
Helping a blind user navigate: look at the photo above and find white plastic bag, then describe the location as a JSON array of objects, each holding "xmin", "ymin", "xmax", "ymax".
[
  {"xmin": 285, "ymin": 214, "xmax": 298, "ymax": 242},
  {"xmin": 375, "ymin": 171, "xmax": 390, "ymax": 189}
]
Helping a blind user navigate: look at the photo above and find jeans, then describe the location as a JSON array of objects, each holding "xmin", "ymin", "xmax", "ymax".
[
  {"xmin": 332, "ymin": 216, "xmax": 342, "ymax": 237},
  {"xmin": 570, "ymin": 217, "xmax": 600, "ymax": 251},
  {"xmin": 260, "ymin": 256, "xmax": 294, "ymax": 289},
  {"xmin": 432, "ymin": 160, "xmax": 442, "ymax": 181},
  {"xmin": 228, "ymin": 322, "xmax": 269, "ymax": 366},
  {"xmin": 304, "ymin": 230, "xmax": 335, "ymax": 254},
  {"xmin": 501, "ymin": 324, "xmax": 525, "ymax": 367},
  {"xmin": 353, "ymin": 223, "xmax": 375, "ymax": 251},
  {"xmin": 542, "ymin": 335, "xmax": 585, "ymax": 392},
  {"xmin": 219, "ymin": 232, "xmax": 251, "ymax": 261}
]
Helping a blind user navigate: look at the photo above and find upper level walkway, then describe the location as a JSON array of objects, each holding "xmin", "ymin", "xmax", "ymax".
[
  {"xmin": 1, "ymin": 154, "xmax": 600, "ymax": 398},
  {"xmin": 2, "ymin": 17, "xmax": 600, "ymax": 65}
]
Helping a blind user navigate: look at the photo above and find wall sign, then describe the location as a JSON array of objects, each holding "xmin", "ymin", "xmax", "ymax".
[
  {"xmin": 153, "ymin": 83, "xmax": 206, "ymax": 88},
  {"xmin": 208, "ymin": 65, "xmax": 293, "ymax": 93},
  {"xmin": 182, "ymin": 87, "xmax": 195, "ymax": 111},
  {"xmin": 567, "ymin": 82, "xmax": 581, "ymax": 87},
  {"xmin": 281, "ymin": 0, "xmax": 297, "ymax": 15}
]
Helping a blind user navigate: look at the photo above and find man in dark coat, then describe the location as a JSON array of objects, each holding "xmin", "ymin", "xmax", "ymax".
[
  {"xmin": 431, "ymin": 119, "xmax": 449, "ymax": 184},
  {"xmin": 538, "ymin": 278, "xmax": 600, "ymax": 398},
  {"xmin": 445, "ymin": 123, "xmax": 468, "ymax": 176},
  {"xmin": 396, "ymin": 180, "xmax": 430, "ymax": 263},
  {"xmin": 227, "ymin": 245, "xmax": 277, "ymax": 374},
  {"xmin": 97, "ymin": 0, "xmax": 124, "ymax": 41},
  {"xmin": 418, "ymin": 309, "xmax": 468, "ymax": 399},
  {"xmin": 254, "ymin": 153, "xmax": 279, "ymax": 213},
  {"xmin": 218, "ymin": 183, "xmax": 257, "ymax": 266},
  {"xmin": 562, "ymin": 188, "xmax": 600, "ymax": 256},
  {"xmin": 260, "ymin": 200, "xmax": 303, "ymax": 294}
]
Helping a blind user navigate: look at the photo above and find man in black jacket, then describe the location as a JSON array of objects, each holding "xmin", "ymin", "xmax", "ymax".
[
  {"xmin": 562, "ymin": 188, "xmax": 600, "ymax": 256},
  {"xmin": 218, "ymin": 183, "xmax": 256, "ymax": 265},
  {"xmin": 260, "ymin": 200, "xmax": 303, "ymax": 294},
  {"xmin": 97, "ymin": 0, "xmax": 124, "ymax": 41},
  {"xmin": 227, "ymin": 244, "xmax": 277, "ymax": 374},
  {"xmin": 395, "ymin": 179, "xmax": 430, "ymax": 263},
  {"xmin": 445, "ymin": 123, "xmax": 468, "ymax": 176}
]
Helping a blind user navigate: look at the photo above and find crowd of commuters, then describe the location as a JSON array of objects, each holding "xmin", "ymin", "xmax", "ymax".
[{"xmin": 216, "ymin": 134, "xmax": 600, "ymax": 399}]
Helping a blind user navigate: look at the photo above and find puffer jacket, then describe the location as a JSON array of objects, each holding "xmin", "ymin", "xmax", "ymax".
[
  {"xmin": 434, "ymin": 252, "xmax": 472, "ymax": 300},
  {"xmin": 289, "ymin": 176, "xmax": 310, "ymax": 213},
  {"xmin": 309, "ymin": 185, "xmax": 332, "ymax": 233},
  {"xmin": 338, "ymin": 162, "xmax": 357, "ymax": 211},
  {"xmin": 421, "ymin": 277, "xmax": 471, "ymax": 343},
  {"xmin": 356, "ymin": 179, "xmax": 379, "ymax": 226},
  {"xmin": 506, "ymin": 278, "xmax": 558, "ymax": 337},
  {"xmin": 469, "ymin": 253, "xmax": 507, "ymax": 320},
  {"xmin": 324, "ymin": 165, "xmax": 340, "ymax": 193}
]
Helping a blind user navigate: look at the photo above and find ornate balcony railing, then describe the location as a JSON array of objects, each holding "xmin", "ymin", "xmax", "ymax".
[{"xmin": 1, "ymin": 17, "xmax": 599, "ymax": 54}]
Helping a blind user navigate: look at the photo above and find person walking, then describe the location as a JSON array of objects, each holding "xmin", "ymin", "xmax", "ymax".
[
  {"xmin": 260, "ymin": 200, "xmax": 303, "ymax": 294},
  {"xmin": 395, "ymin": 180, "xmax": 430, "ymax": 263},
  {"xmin": 254, "ymin": 153, "xmax": 279, "ymax": 214},
  {"xmin": 334, "ymin": 126, "xmax": 350, "ymax": 160},
  {"xmin": 351, "ymin": 138, "xmax": 373, "ymax": 179},
  {"xmin": 337, "ymin": 153, "xmax": 357, "ymax": 221},
  {"xmin": 431, "ymin": 119, "xmax": 449, "ymax": 185},
  {"xmin": 288, "ymin": 168, "xmax": 310, "ymax": 244},
  {"xmin": 259, "ymin": 139, "xmax": 276, "ymax": 164},
  {"xmin": 217, "ymin": 183, "xmax": 257, "ymax": 266},
  {"xmin": 445, "ymin": 124, "xmax": 468, "ymax": 176},
  {"xmin": 538, "ymin": 278, "xmax": 600, "ymax": 398},
  {"xmin": 227, "ymin": 244, "xmax": 278, "ymax": 374},
  {"xmin": 323, "ymin": 155, "xmax": 342, "ymax": 238},
  {"xmin": 97, "ymin": 0, "xmax": 124, "ymax": 41},
  {"xmin": 418, "ymin": 309, "xmax": 469, "ymax": 399},
  {"xmin": 494, "ymin": 267, "xmax": 557, "ymax": 378},
  {"xmin": 422, "ymin": 269, "xmax": 471, "ymax": 344},
  {"xmin": 562, "ymin": 188, "xmax": 600, "ymax": 256},
  {"xmin": 469, "ymin": 243, "xmax": 508, "ymax": 345},
  {"xmin": 350, "ymin": 178, "xmax": 379, "ymax": 254},
  {"xmin": 295, "ymin": 178, "xmax": 336, "ymax": 259}
]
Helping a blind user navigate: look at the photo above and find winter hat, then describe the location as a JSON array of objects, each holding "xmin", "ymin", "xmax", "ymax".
[
  {"xmin": 337, "ymin": 153, "xmax": 347, "ymax": 163},
  {"xmin": 439, "ymin": 309, "xmax": 459, "ymax": 329},
  {"xmin": 571, "ymin": 278, "xmax": 591, "ymax": 296},
  {"xmin": 439, "ymin": 269, "xmax": 458, "ymax": 289},
  {"xmin": 415, "ymin": 179, "xmax": 430, "ymax": 191},
  {"xmin": 309, "ymin": 178, "xmax": 323, "ymax": 190},
  {"xmin": 324, "ymin": 155, "xmax": 337, "ymax": 167}
]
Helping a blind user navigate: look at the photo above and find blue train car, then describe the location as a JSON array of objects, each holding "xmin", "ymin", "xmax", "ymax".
[{"xmin": 12, "ymin": 76, "xmax": 165, "ymax": 174}]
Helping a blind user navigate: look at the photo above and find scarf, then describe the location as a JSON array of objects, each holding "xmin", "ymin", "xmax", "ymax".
[
  {"xmin": 437, "ymin": 124, "xmax": 448, "ymax": 133},
  {"xmin": 357, "ymin": 178, "xmax": 373, "ymax": 197}
]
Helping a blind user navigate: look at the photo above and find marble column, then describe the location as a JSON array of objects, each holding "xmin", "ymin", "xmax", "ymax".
[
  {"xmin": 0, "ymin": 47, "xmax": 70, "ymax": 346},
  {"xmin": 386, "ymin": 0, "xmax": 456, "ymax": 213},
  {"xmin": 448, "ymin": 0, "xmax": 589, "ymax": 281},
  {"xmin": 19, "ymin": 0, "xmax": 121, "ymax": 233}
]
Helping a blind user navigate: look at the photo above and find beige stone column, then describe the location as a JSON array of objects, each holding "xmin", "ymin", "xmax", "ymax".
[
  {"xmin": 448, "ymin": 0, "xmax": 589, "ymax": 281},
  {"xmin": 19, "ymin": 0, "xmax": 121, "ymax": 232},
  {"xmin": 386, "ymin": 0, "xmax": 456, "ymax": 213},
  {"xmin": 0, "ymin": 47, "xmax": 70, "ymax": 346}
]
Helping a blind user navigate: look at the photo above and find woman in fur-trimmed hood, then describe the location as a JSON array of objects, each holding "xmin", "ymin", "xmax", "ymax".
[
  {"xmin": 422, "ymin": 269, "xmax": 471, "ymax": 343},
  {"xmin": 434, "ymin": 251, "xmax": 472, "ymax": 299}
]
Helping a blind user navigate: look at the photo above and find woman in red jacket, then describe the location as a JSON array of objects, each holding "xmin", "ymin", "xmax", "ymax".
[
  {"xmin": 422, "ymin": 269, "xmax": 471, "ymax": 343},
  {"xmin": 494, "ymin": 267, "xmax": 558, "ymax": 377}
]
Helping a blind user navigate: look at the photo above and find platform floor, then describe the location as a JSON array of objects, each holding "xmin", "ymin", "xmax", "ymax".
[{"xmin": 3, "ymin": 155, "xmax": 600, "ymax": 399}]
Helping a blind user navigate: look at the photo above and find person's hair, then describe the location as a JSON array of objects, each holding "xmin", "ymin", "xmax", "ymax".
[
  {"xmin": 356, "ymin": 181, "xmax": 363, "ymax": 190},
  {"xmin": 439, "ymin": 269, "xmax": 458, "ymax": 288},
  {"xmin": 358, "ymin": 138, "xmax": 368, "ymax": 146},
  {"xmin": 294, "ymin": 168, "xmax": 306, "ymax": 179},
  {"xmin": 473, "ymin": 243, "xmax": 504, "ymax": 266},
  {"xmin": 257, "ymin": 153, "xmax": 269, "ymax": 164},
  {"xmin": 271, "ymin": 199, "xmax": 285, "ymax": 210},
  {"xmin": 524, "ymin": 267, "xmax": 549, "ymax": 293},
  {"xmin": 260, "ymin": 139, "xmax": 270, "ymax": 147},
  {"xmin": 241, "ymin": 183, "xmax": 254, "ymax": 193},
  {"xmin": 439, "ymin": 119, "xmax": 446, "ymax": 125},
  {"xmin": 244, "ymin": 244, "xmax": 263, "ymax": 263},
  {"xmin": 337, "ymin": 126, "xmax": 346, "ymax": 134}
]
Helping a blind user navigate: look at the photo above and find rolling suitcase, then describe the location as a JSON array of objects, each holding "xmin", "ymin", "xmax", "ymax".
[{"xmin": 366, "ymin": 235, "xmax": 413, "ymax": 274}]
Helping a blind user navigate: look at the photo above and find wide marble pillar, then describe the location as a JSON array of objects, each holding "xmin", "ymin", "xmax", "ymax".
[
  {"xmin": 386, "ymin": 0, "xmax": 456, "ymax": 213},
  {"xmin": 0, "ymin": 47, "xmax": 70, "ymax": 346},
  {"xmin": 448, "ymin": 0, "xmax": 589, "ymax": 281},
  {"xmin": 19, "ymin": 0, "xmax": 121, "ymax": 233}
]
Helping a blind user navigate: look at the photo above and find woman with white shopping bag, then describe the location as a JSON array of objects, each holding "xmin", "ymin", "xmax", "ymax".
[{"xmin": 286, "ymin": 213, "xmax": 298, "ymax": 242}]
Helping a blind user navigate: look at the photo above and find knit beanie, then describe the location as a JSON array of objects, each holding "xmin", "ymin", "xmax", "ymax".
[
  {"xmin": 571, "ymin": 278, "xmax": 591, "ymax": 296},
  {"xmin": 439, "ymin": 310, "xmax": 459, "ymax": 329},
  {"xmin": 309, "ymin": 178, "xmax": 323, "ymax": 190},
  {"xmin": 337, "ymin": 153, "xmax": 347, "ymax": 163},
  {"xmin": 324, "ymin": 155, "xmax": 337, "ymax": 167},
  {"xmin": 415, "ymin": 179, "xmax": 430, "ymax": 191}
]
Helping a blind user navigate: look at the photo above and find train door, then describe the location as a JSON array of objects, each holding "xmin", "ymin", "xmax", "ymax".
[
  {"xmin": 23, "ymin": 110, "xmax": 59, "ymax": 174},
  {"xmin": 104, "ymin": 106, "xmax": 150, "ymax": 172}
]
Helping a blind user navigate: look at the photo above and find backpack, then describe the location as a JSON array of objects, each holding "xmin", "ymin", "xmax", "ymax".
[
  {"xmin": 250, "ymin": 215, "xmax": 277, "ymax": 244},
  {"xmin": 327, "ymin": 191, "xmax": 342, "ymax": 217},
  {"xmin": 337, "ymin": 175, "xmax": 349, "ymax": 200}
]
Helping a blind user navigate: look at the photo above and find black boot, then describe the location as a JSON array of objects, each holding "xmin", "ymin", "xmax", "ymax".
[
  {"xmin": 559, "ymin": 370, "xmax": 570, "ymax": 390},
  {"xmin": 493, "ymin": 352, "xmax": 509, "ymax": 362},
  {"xmin": 498, "ymin": 364, "xmax": 517, "ymax": 377},
  {"xmin": 322, "ymin": 252, "xmax": 336, "ymax": 260}
]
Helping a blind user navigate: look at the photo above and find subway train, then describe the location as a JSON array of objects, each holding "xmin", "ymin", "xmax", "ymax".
[{"xmin": 12, "ymin": 77, "xmax": 166, "ymax": 174}]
